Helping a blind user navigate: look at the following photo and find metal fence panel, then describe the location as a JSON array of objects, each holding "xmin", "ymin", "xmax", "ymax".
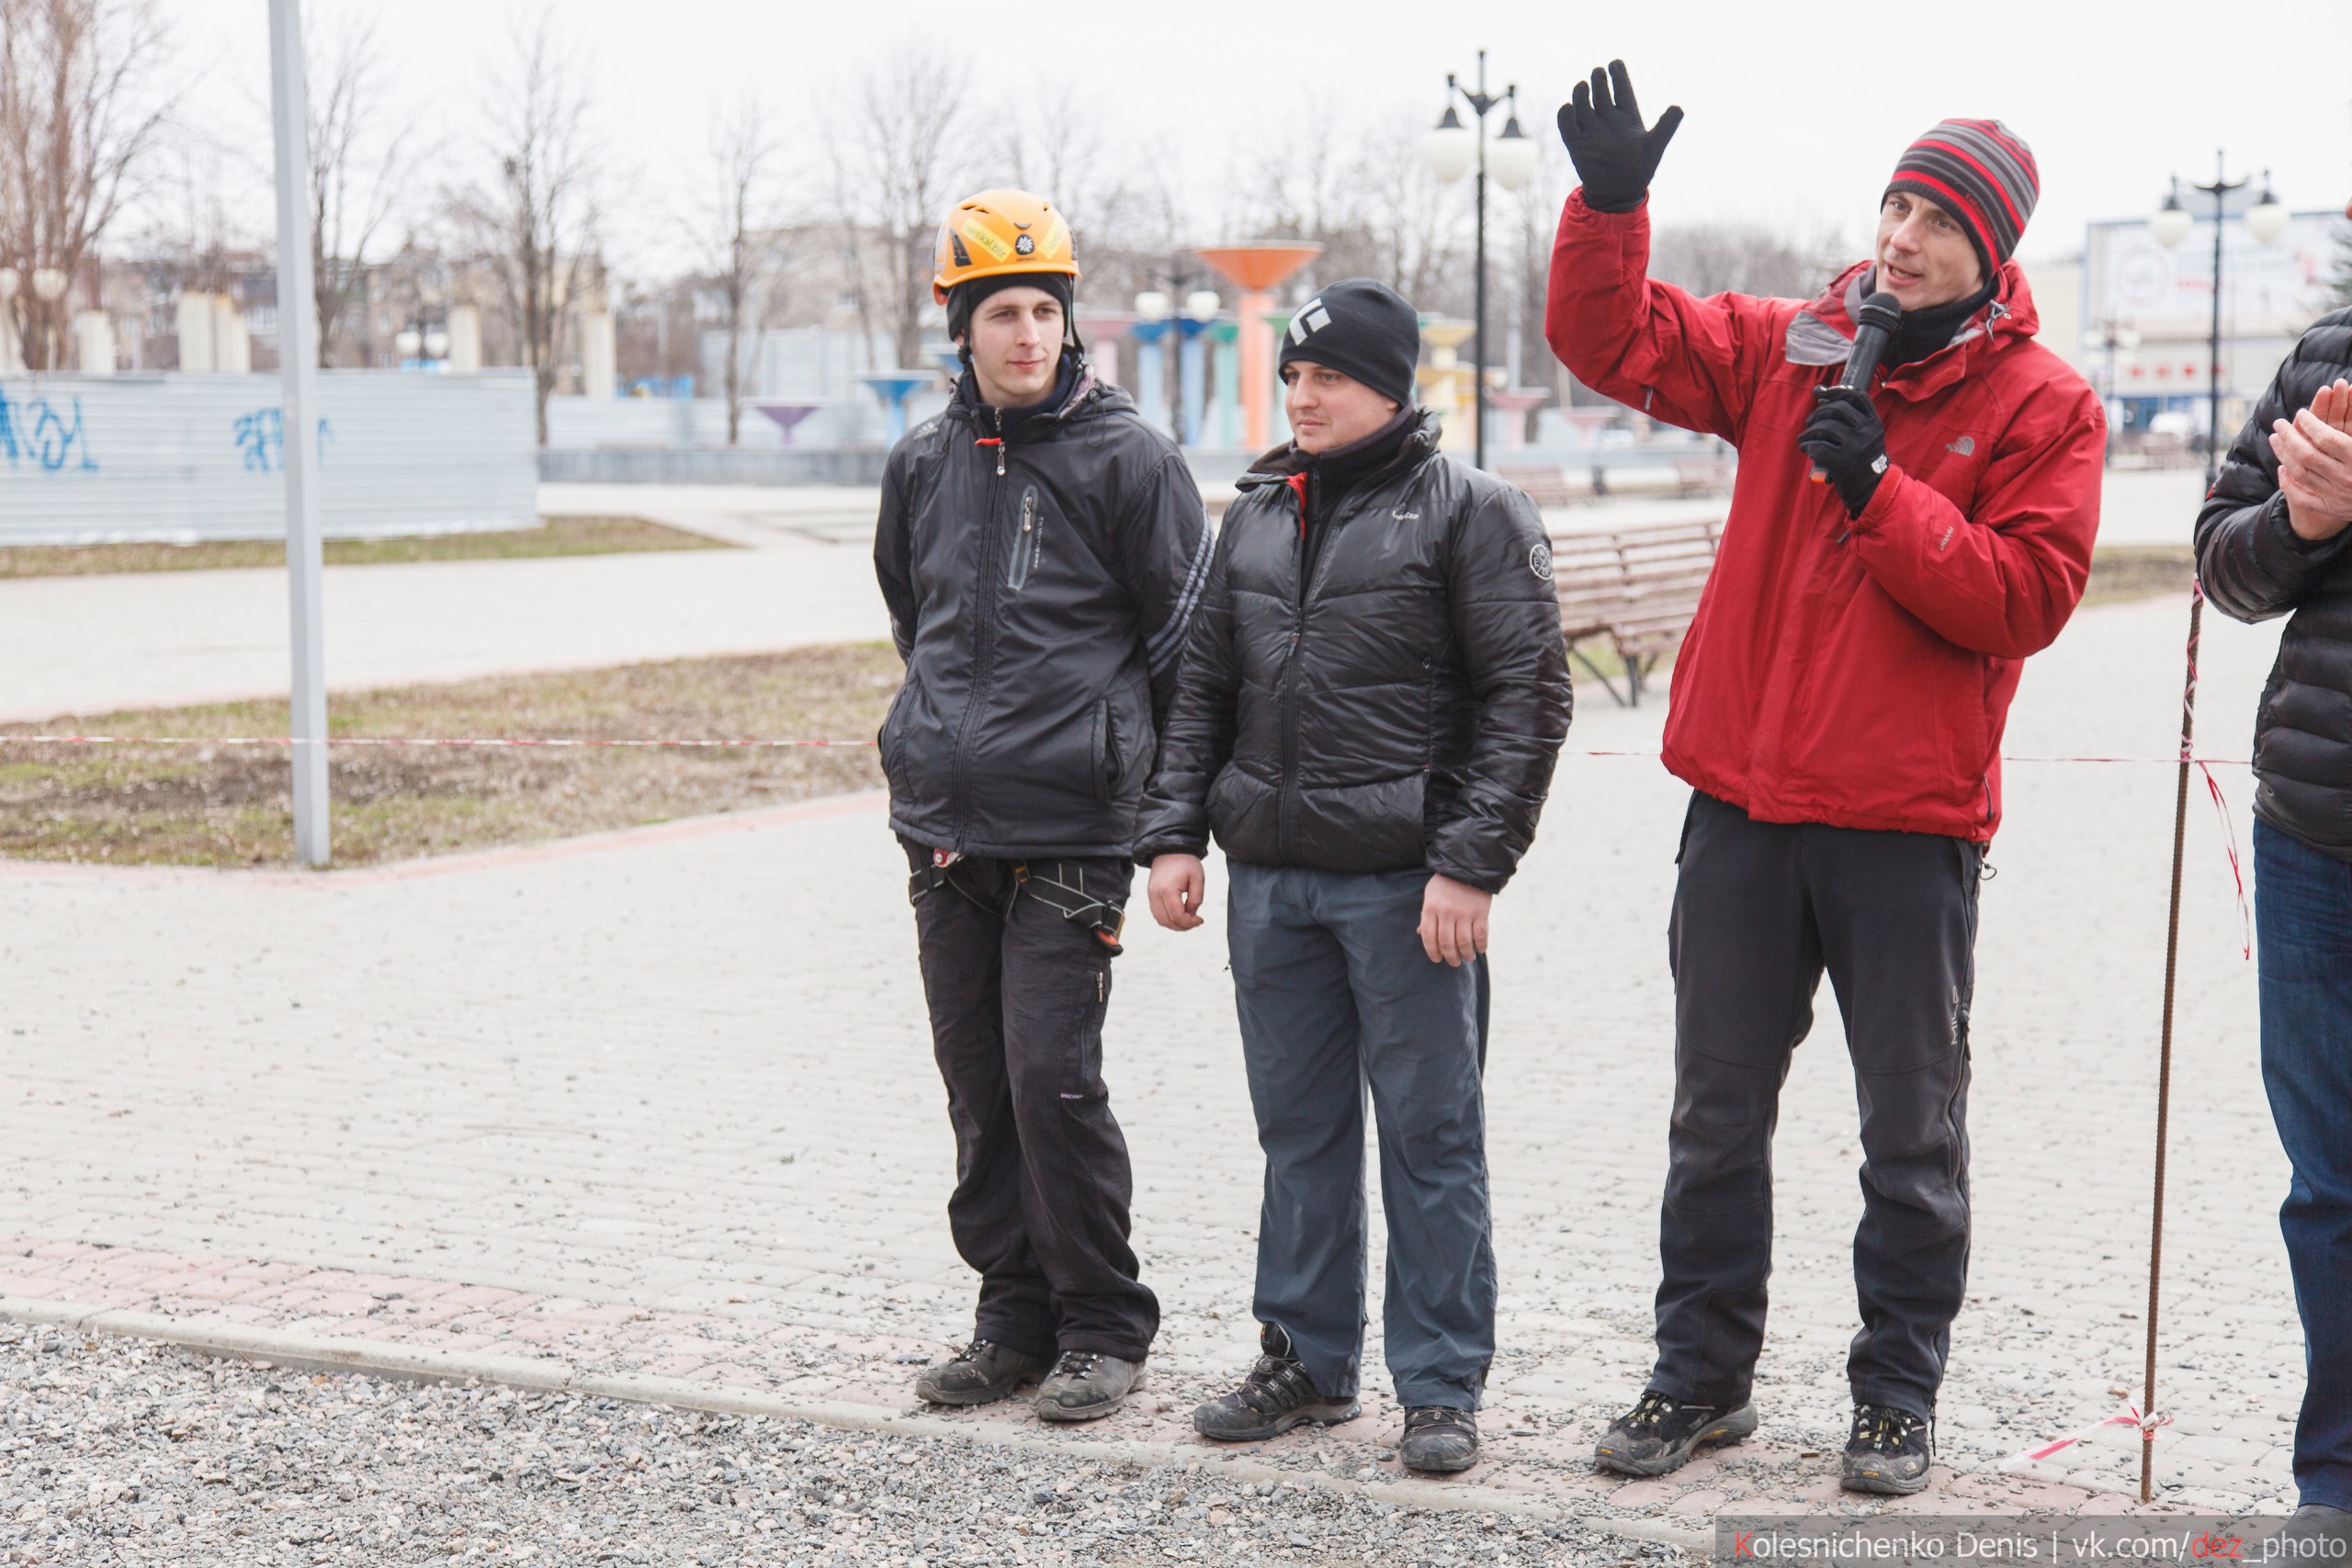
[{"xmin": 0, "ymin": 371, "xmax": 537, "ymax": 545}]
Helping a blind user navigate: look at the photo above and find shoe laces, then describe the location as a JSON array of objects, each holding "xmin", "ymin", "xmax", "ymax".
[
  {"xmin": 1623, "ymin": 1391, "xmax": 1680, "ymax": 1431},
  {"xmin": 957, "ymin": 1337, "xmax": 998, "ymax": 1361},
  {"xmin": 1405, "ymin": 1406, "xmax": 1472, "ymax": 1434},
  {"xmin": 1852, "ymin": 1404, "xmax": 1924, "ymax": 1451},
  {"xmin": 1050, "ymin": 1350, "xmax": 1102, "ymax": 1379},
  {"xmin": 1237, "ymin": 1354, "xmax": 1311, "ymax": 1414}
]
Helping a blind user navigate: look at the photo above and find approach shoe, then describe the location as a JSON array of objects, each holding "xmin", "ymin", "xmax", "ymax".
[
  {"xmin": 1841, "ymin": 1403, "xmax": 1934, "ymax": 1495},
  {"xmin": 1033, "ymin": 1350, "xmax": 1146, "ymax": 1423},
  {"xmin": 1192, "ymin": 1324, "xmax": 1360, "ymax": 1441},
  {"xmin": 1399, "ymin": 1406, "xmax": 1480, "ymax": 1473},
  {"xmin": 911, "ymin": 1337, "xmax": 1050, "ymax": 1407},
  {"xmin": 2267, "ymin": 1506, "xmax": 2352, "ymax": 1559},
  {"xmin": 1593, "ymin": 1390, "xmax": 1758, "ymax": 1476}
]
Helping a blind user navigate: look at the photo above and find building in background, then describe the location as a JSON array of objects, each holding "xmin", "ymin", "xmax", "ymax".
[{"xmin": 2076, "ymin": 207, "xmax": 2347, "ymax": 458}]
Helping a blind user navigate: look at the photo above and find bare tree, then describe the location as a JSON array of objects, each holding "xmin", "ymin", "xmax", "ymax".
[
  {"xmin": 306, "ymin": 6, "xmax": 414, "ymax": 367},
  {"xmin": 698, "ymin": 84, "xmax": 783, "ymax": 445},
  {"xmin": 0, "ymin": 0, "xmax": 170, "ymax": 369},
  {"xmin": 827, "ymin": 40, "xmax": 968, "ymax": 372},
  {"xmin": 1649, "ymin": 218, "xmax": 1851, "ymax": 302},
  {"xmin": 1226, "ymin": 96, "xmax": 1470, "ymax": 314},
  {"xmin": 452, "ymin": 5, "xmax": 602, "ymax": 445}
]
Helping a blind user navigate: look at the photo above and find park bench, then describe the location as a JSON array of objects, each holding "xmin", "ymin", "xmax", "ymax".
[
  {"xmin": 1550, "ymin": 518, "xmax": 1724, "ymax": 706},
  {"xmin": 1496, "ymin": 465, "xmax": 1597, "ymax": 506}
]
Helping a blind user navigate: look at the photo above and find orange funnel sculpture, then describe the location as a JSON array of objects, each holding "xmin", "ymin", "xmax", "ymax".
[{"xmin": 1195, "ymin": 243, "xmax": 1322, "ymax": 451}]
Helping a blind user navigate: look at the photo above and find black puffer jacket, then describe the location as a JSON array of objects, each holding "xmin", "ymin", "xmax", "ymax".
[
  {"xmin": 2195, "ymin": 307, "xmax": 2352, "ymax": 859},
  {"xmin": 1135, "ymin": 411, "xmax": 1573, "ymax": 893},
  {"xmin": 875, "ymin": 357, "xmax": 1212, "ymax": 858}
]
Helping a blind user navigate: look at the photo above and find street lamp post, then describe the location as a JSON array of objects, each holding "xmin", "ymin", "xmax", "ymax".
[
  {"xmin": 1422, "ymin": 50, "xmax": 1538, "ymax": 469},
  {"xmin": 2137, "ymin": 149, "xmax": 2286, "ymax": 1507},
  {"xmin": 2152, "ymin": 153, "xmax": 2289, "ymax": 485}
]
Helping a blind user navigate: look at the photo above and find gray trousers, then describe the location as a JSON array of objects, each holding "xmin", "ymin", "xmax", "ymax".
[{"xmin": 1227, "ymin": 861, "xmax": 1496, "ymax": 1409}]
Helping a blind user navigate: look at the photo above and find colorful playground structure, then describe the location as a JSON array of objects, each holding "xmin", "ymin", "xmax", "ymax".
[{"xmin": 852, "ymin": 241, "xmax": 1553, "ymax": 455}]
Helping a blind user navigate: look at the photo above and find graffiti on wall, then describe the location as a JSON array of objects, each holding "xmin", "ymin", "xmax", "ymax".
[
  {"xmin": 0, "ymin": 385, "xmax": 100, "ymax": 473},
  {"xmin": 232, "ymin": 409, "xmax": 335, "ymax": 475}
]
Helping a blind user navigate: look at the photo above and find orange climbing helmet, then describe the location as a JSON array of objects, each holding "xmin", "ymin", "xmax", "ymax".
[{"xmin": 931, "ymin": 189, "xmax": 1079, "ymax": 305}]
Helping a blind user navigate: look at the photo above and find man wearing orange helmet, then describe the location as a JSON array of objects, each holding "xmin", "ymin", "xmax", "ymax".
[{"xmin": 876, "ymin": 189, "xmax": 1212, "ymax": 1423}]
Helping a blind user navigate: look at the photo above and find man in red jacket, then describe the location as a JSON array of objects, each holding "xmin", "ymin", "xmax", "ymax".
[{"xmin": 1545, "ymin": 63, "xmax": 2102, "ymax": 1495}]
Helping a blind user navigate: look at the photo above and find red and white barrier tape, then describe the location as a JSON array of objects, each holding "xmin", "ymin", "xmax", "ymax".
[
  {"xmin": 0, "ymin": 737, "xmax": 2264, "ymax": 763},
  {"xmin": 0, "ymin": 735, "xmax": 878, "ymax": 750},
  {"xmin": 2008, "ymin": 1404, "xmax": 2173, "ymax": 1467}
]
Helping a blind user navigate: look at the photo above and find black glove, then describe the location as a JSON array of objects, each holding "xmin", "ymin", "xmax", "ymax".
[
  {"xmin": 1797, "ymin": 387, "xmax": 1891, "ymax": 519},
  {"xmin": 1555, "ymin": 60, "xmax": 1683, "ymax": 214}
]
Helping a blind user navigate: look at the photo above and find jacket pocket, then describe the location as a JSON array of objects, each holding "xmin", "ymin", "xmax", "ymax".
[
  {"xmin": 1090, "ymin": 697, "xmax": 1114, "ymax": 806},
  {"xmin": 879, "ymin": 682, "xmax": 913, "ymax": 795},
  {"xmin": 1006, "ymin": 485, "xmax": 1042, "ymax": 592}
]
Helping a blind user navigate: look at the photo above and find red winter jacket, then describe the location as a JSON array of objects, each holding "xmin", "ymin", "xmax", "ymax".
[{"xmin": 1545, "ymin": 192, "xmax": 2104, "ymax": 841}]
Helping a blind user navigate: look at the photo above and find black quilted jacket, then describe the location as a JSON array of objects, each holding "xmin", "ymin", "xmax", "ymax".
[
  {"xmin": 1134, "ymin": 412, "xmax": 1573, "ymax": 893},
  {"xmin": 2195, "ymin": 307, "xmax": 2352, "ymax": 858},
  {"xmin": 874, "ymin": 360, "xmax": 1212, "ymax": 859}
]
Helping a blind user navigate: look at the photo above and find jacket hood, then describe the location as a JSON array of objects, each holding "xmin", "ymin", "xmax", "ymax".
[
  {"xmin": 1237, "ymin": 407, "xmax": 1444, "ymax": 490},
  {"xmin": 1785, "ymin": 260, "xmax": 2040, "ymax": 399}
]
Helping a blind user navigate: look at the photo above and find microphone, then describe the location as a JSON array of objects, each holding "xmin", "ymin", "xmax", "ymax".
[{"xmin": 1810, "ymin": 289, "xmax": 1903, "ymax": 482}]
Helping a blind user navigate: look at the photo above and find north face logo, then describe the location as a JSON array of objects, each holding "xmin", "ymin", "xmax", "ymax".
[{"xmin": 1287, "ymin": 300, "xmax": 1332, "ymax": 345}]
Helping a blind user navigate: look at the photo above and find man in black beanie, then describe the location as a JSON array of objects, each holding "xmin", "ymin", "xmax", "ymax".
[{"xmin": 1136, "ymin": 276, "xmax": 1573, "ymax": 1472}]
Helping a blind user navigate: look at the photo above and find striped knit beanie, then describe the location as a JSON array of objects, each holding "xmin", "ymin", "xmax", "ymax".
[{"xmin": 1885, "ymin": 119, "xmax": 2040, "ymax": 273}]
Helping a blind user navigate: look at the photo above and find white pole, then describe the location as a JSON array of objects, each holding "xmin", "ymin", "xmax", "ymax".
[{"xmin": 268, "ymin": 0, "xmax": 330, "ymax": 866}]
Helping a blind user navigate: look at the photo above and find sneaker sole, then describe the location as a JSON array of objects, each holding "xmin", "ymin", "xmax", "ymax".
[
  {"xmin": 1839, "ymin": 1461, "xmax": 1931, "ymax": 1496},
  {"xmin": 1194, "ymin": 1401, "xmax": 1362, "ymax": 1443},
  {"xmin": 1034, "ymin": 1372, "xmax": 1147, "ymax": 1424},
  {"xmin": 913, "ymin": 1373, "xmax": 1043, "ymax": 1407},
  {"xmin": 1593, "ymin": 1402, "xmax": 1759, "ymax": 1478},
  {"xmin": 1401, "ymin": 1444, "xmax": 1479, "ymax": 1475}
]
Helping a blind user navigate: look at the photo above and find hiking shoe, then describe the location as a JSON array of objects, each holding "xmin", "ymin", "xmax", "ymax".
[
  {"xmin": 1193, "ymin": 1324, "xmax": 1360, "ymax": 1440},
  {"xmin": 1841, "ymin": 1403, "xmax": 1934, "ymax": 1495},
  {"xmin": 1399, "ymin": 1406, "xmax": 1479, "ymax": 1473},
  {"xmin": 911, "ymin": 1338, "xmax": 1049, "ymax": 1407},
  {"xmin": 1593, "ymin": 1390, "xmax": 1758, "ymax": 1476},
  {"xmin": 1033, "ymin": 1350, "xmax": 1146, "ymax": 1423},
  {"xmin": 2272, "ymin": 1506, "xmax": 2352, "ymax": 1554}
]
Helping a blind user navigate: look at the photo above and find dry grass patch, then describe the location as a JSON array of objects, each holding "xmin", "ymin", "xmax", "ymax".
[
  {"xmin": 0, "ymin": 643, "xmax": 898, "ymax": 869},
  {"xmin": 0, "ymin": 515, "xmax": 729, "ymax": 578},
  {"xmin": 2080, "ymin": 545, "xmax": 2195, "ymax": 608}
]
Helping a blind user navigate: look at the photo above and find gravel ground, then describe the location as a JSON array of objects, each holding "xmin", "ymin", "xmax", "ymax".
[{"xmin": 0, "ymin": 1325, "xmax": 1690, "ymax": 1566}]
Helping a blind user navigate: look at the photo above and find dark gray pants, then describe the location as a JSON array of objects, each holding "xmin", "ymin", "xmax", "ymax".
[
  {"xmin": 1654, "ymin": 792, "xmax": 1979, "ymax": 1419},
  {"xmin": 907, "ymin": 844, "xmax": 1159, "ymax": 1363},
  {"xmin": 1227, "ymin": 862, "xmax": 1495, "ymax": 1410}
]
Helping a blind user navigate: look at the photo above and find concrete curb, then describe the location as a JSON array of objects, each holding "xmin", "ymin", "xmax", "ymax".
[{"xmin": 2, "ymin": 1294, "xmax": 1711, "ymax": 1557}]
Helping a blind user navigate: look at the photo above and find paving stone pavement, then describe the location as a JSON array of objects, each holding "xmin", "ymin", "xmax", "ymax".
[{"xmin": 0, "ymin": 590, "xmax": 2306, "ymax": 1544}]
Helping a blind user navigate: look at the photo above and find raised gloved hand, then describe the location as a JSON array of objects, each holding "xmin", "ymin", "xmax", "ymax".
[
  {"xmin": 1797, "ymin": 387, "xmax": 1891, "ymax": 520},
  {"xmin": 1555, "ymin": 61, "xmax": 1684, "ymax": 214}
]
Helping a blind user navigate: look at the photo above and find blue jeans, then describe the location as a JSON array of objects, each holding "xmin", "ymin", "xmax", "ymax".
[
  {"xmin": 2254, "ymin": 818, "xmax": 2352, "ymax": 1512},
  {"xmin": 1226, "ymin": 862, "xmax": 1496, "ymax": 1410}
]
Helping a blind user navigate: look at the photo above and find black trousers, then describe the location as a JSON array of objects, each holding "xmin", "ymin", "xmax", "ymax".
[
  {"xmin": 1653, "ymin": 792, "xmax": 1980, "ymax": 1418},
  {"xmin": 905, "ymin": 843, "xmax": 1159, "ymax": 1362}
]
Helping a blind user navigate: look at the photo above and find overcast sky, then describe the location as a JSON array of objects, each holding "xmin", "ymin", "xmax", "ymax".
[{"xmin": 169, "ymin": 0, "xmax": 2352, "ymax": 280}]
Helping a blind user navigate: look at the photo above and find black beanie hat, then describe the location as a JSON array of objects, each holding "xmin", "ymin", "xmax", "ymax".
[
  {"xmin": 947, "ymin": 271, "xmax": 1075, "ymax": 344},
  {"xmin": 1277, "ymin": 278, "xmax": 1419, "ymax": 409}
]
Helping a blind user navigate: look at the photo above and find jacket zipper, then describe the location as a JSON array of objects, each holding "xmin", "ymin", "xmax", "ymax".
[
  {"xmin": 1278, "ymin": 473, "xmax": 1311, "ymax": 861},
  {"xmin": 946, "ymin": 414, "xmax": 1010, "ymax": 852},
  {"xmin": 1008, "ymin": 486, "xmax": 1037, "ymax": 589}
]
